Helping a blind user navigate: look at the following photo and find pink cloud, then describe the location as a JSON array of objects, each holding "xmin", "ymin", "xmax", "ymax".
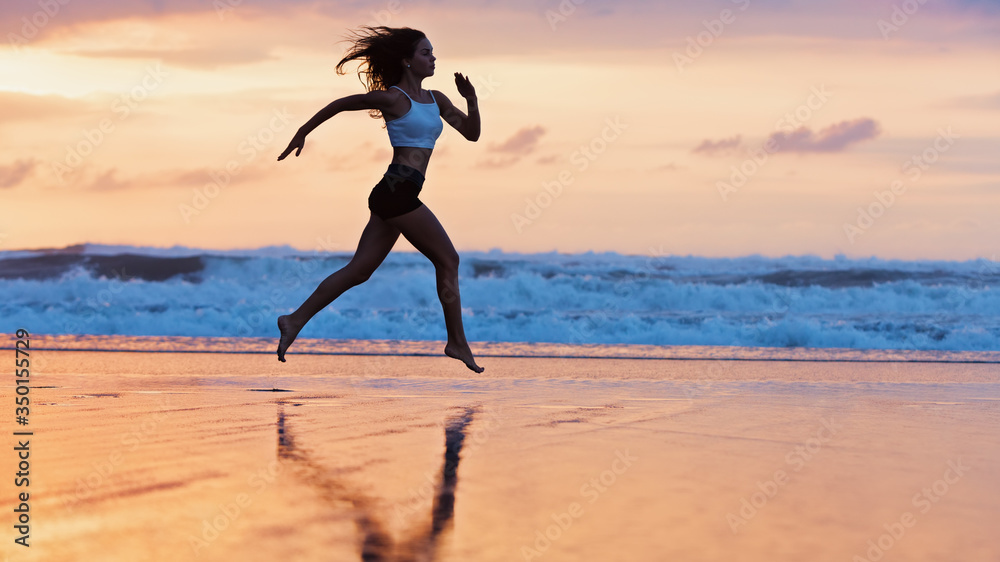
[
  {"xmin": 692, "ymin": 135, "xmax": 742, "ymax": 156},
  {"xmin": 768, "ymin": 118, "xmax": 881, "ymax": 153},
  {"xmin": 0, "ymin": 158, "xmax": 36, "ymax": 189},
  {"xmin": 490, "ymin": 126, "xmax": 546, "ymax": 155},
  {"xmin": 84, "ymin": 168, "xmax": 130, "ymax": 192},
  {"xmin": 479, "ymin": 125, "xmax": 546, "ymax": 168}
]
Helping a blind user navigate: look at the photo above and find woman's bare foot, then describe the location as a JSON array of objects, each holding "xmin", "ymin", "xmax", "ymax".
[
  {"xmin": 277, "ymin": 315, "xmax": 304, "ymax": 362},
  {"xmin": 444, "ymin": 342, "xmax": 484, "ymax": 373}
]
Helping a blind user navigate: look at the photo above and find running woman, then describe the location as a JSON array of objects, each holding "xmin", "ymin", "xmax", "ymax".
[{"xmin": 276, "ymin": 26, "xmax": 483, "ymax": 373}]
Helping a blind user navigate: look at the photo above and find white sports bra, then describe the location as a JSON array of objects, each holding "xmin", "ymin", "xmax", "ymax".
[{"xmin": 385, "ymin": 85, "xmax": 443, "ymax": 149}]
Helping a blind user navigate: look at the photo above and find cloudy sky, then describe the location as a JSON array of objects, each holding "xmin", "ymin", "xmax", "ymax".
[{"xmin": 1, "ymin": 0, "xmax": 998, "ymax": 259}]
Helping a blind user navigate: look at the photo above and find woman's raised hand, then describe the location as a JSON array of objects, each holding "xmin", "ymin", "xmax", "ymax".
[
  {"xmin": 454, "ymin": 72, "xmax": 476, "ymax": 100},
  {"xmin": 277, "ymin": 132, "xmax": 306, "ymax": 161}
]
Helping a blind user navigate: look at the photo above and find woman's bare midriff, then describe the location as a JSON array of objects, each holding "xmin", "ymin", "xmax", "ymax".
[{"xmin": 391, "ymin": 146, "xmax": 433, "ymax": 176}]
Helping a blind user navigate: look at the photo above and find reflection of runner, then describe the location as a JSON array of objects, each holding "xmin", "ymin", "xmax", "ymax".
[
  {"xmin": 275, "ymin": 26, "xmax": 483, "ymax": 373},
  {"xmin": 276, "ymin": 403, "xmax": 476, "ymax": 560}
]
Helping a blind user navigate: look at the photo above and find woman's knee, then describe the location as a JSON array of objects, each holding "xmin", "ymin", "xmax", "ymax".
[
  {"xmin": 435, "ymin": 249, "xmax": 460, "ymax": 274},
  {"xmin": 337, "ymin": 262, "xmax": 374, "ymax": 286}
]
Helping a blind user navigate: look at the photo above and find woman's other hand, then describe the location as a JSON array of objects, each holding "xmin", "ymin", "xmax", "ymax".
[{"xmin": 278, "ymin": 132, "xmax": 306, "ymax": 160}]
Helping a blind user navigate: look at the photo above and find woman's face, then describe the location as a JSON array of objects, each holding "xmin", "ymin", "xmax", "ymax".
[{"xmin": 406, "ymin": 37, "xmax": 436, "ymax": 77}]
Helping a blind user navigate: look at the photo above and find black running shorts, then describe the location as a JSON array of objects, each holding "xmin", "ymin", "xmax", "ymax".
[{"xmin": 368, "ymin": 164, "xmax": 425, "ymax": 220}]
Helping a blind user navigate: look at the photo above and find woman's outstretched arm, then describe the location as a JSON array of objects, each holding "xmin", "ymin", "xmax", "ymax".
[{"xmin": 277, "ymin": 91, "xmax": 396, "ymax": 160}]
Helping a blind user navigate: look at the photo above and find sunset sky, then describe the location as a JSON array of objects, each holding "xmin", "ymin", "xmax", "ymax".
[{"xmin": 1, "ymin": 0, "xmax": 998, "ymax": 259}]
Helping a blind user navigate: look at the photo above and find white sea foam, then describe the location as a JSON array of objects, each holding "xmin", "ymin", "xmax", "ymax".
[{"xmin": 1, "ymin": 245, "xmax": 997, "ymax": 351}]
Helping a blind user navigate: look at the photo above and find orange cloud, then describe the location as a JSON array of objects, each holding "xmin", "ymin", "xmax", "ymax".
[
  {"xmin": 66, "ymin": 47, "xmax": 275, "ymax": 70},
  {"xmin": 0, "ymin": 92, "xmax": 92, "ymax": 124}
]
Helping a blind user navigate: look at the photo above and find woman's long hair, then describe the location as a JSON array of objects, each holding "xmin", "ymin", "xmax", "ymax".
[{"xmin": 336, "ymin": 26, "xmax": 426, "ymax": 119}]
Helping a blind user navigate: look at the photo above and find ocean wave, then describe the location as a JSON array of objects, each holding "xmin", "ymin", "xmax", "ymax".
[{"xmin": 2, "ymin": 244, "xmax": 997, "ymax": 351}]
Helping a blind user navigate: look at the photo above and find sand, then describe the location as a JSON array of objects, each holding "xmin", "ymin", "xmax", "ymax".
[{"xmin": 3, "ymin": 350, "xmax": 999, "ymax": 561}]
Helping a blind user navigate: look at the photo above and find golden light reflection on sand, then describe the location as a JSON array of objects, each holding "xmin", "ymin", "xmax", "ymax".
[{"xmin": 3, "ymin": 350, "xmax": 998, "ymax": 561}]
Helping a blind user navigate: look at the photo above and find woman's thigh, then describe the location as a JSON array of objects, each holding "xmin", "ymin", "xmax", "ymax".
[
  {"xmin": 385, "ymin": 205, "xmax": 459, "ymax": 270},
  {"xmin": 346, "ymin": 212, "xmax": 402, "ymax": 275}
]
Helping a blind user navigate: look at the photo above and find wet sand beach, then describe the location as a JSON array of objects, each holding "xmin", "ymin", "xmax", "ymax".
[{"xmin": 3, "ymin": 350, "xmax": 999, "ymax": 561}]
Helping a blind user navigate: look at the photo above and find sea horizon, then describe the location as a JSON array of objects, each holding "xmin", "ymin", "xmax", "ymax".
[{"xmin": 2, "ymin": 241, "xmax": 998, "ymax": 263}]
